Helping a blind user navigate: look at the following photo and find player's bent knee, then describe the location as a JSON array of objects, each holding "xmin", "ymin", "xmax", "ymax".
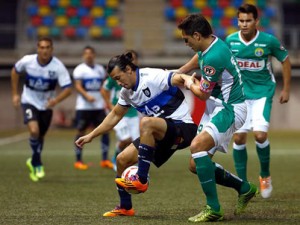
[{"xmin": 254, "ymin": 132, "xmax": 268, "ymax": 143}]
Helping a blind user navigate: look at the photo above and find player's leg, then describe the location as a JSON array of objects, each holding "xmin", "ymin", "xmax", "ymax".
[
  {"xmin": 232, "ymin": 99, "xmax": 251, "ymax": 181},
  {"xmin": 74, "ymin": 110, "xmax": 89, "ymax": 170},
  {"xmin": 103, "ymin": 143, "xmax": 138, "ymax": 217},
  {"xmin": 252, "ymin": 97, "xmax": 273, "ymax": 198},
  {"xmin": 94, "ymin": 110, "xmax": 112, "ymax": 169}
]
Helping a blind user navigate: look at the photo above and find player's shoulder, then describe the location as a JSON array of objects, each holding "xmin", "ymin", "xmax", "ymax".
[
  {"xmin": 51, "ymin": 56, "xmax": 67, "ymax": 68},
  {"xmin": 225, "ymin": 31, "xmax": 239, "ymax": 42},
  {"xmin": 257, "ymin": 30, "xmax": 279, "ymax": 42},
  {"xmin": 18, "ymin": 54, "xmax": 37, "ymax": 63}
]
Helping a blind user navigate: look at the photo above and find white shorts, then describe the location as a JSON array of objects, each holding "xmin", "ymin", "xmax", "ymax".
[
  {"xmin": 113, "ymin": 116, "xmax": 140, "ymax": 141},
  {"xmin": 236, "ymin": 97, "xmax": 271, "ymax": 133},
  {"xmin": 198, "ymin": 98, "xmax": 247, "ymax": 154}
]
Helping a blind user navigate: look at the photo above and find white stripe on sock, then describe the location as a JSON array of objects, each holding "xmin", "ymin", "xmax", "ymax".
[
  {"xmin": 256, "ymin": 139, "xmax": 270, "ymax": 149},
  {"xmin": 192, "ymin": 151, "xmax": 208, "ymax": 159}
]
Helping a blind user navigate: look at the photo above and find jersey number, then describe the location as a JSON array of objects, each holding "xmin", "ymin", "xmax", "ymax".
[
  {"xmin": 25, "ymin": 109, "xmax": 33, "ymax": 119},
  {"xmin": 144, "ymin": 105, "xmax": 164, "ymax": 117}
]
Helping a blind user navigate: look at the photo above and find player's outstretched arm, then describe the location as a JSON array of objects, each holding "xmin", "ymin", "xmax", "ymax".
[
  {"xmin": 75, "ymin": 104, "xmax": 128, "ymax": 148},
  {"xmin": 279, "ymin": 57, "xmax": 291, "ymax": 104}
]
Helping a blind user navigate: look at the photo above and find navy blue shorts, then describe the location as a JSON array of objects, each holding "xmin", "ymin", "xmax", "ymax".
[
  {"xmin": 133, "ymin": 119, "xmax": 197, "ymax": 167},
  {"xmin": 75, "ymin": 110, "xmax": 107, "ymax": 131}
]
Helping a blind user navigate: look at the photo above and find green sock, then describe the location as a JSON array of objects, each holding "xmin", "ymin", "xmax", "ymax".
[
  {"xmin": 233, "ymin": 143, "xmax": 248, "ymax": 181},
  {"xmin": 193, "ymin": 153, "xmax": 220, "ymax": 212},
  {"xmin": 256, "ymin": 140, "xmax": 270, "ymax": 177}
]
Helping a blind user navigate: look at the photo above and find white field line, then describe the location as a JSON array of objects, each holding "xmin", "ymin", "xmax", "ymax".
[{"xmin": 0, "ymin": 132, "xmax": 28, "ymax": 146}]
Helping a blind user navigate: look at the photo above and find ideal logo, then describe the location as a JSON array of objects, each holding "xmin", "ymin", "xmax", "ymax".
[{"xmin": 237, "ymin": 59, "xmax": 265, "ymax": 71}]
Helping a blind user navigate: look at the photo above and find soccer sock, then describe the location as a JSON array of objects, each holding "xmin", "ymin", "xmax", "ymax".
[
  {"xmin": 74, "ymin": 135, "xmax": 82, "ymax": 162},
  {"xmin": 233, "ymin": 143, "xmax": 248, "ymax": 181},
  {"xmin": 214, "ymin": 162, "xmax": 250, "ymax": 195},
  {"xmin": 192, "ymin": 152, "xmax": 220, "ymax": 212},
  {"xmin": 137, "ymin": 144, "xmax": 154, "ymax": 184},
  {"xmin": 101, "ymin": 133, "xmax": 110, "ymax": 161},
  {"xmin": 116, "ymin": 176, "xmax": 132, "ymax": 210},
  {"xmin": 256, "ymin": 140, "xmax": 270, "ymax": 178},
  {"xmin": 30, "ymin": 138, "xmax": 42, "ymax": 167}
]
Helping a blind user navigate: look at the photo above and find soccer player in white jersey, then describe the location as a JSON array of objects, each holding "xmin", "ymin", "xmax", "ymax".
[
  {"xmin": 225, "ymin": 4, "xmax": 291, "ymax": 198},
  {"xmin": 75, "ymin": 52, "xmax": 198, "ymax": 217},
  {"xmin": 73, "ymin": 46, "xmax": 112, "ymax": 170},
  {"xmin": 176, "ymin": 14, "xmax": 258, "ymax": 222},
  {"xmin": 11, "ymin": 37, "xmax": 72, "ymax": 182}
]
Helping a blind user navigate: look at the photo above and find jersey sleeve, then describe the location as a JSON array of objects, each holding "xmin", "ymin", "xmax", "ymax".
[
  {"xmin": 117, "ymin": 89, "xmax": 131, "ymax": 107},
  {"xmin": 14, "ymin": 55, "xmax": 30, "ymax": 74},
  {"xmin": 269, "ymin": 35, "xmax": 289, "ymax": 62},
  {"xmin": 72, "ymin": 65, "xmax": 82, "ymax": 80}
]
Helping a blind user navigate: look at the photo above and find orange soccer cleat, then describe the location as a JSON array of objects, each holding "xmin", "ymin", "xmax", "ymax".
[
  {"xmin": 115, "ymin": 174, "xmax": 148, "ymax": 194},
  {"xmin": 100, "ymin": 160, "xmax": 114, "ymax": 169},
  {"xmin": 74, "ymin": 161, "xmax": 88, "ymax": 170},
  {"xmin": 103, "ymin": 206, "xmax": 135, "ymax": 217}
]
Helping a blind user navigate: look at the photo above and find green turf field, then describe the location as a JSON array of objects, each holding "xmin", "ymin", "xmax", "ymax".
[{"xmin": 0, "ymin": 129, "xmax": 299, "ymax": 225}]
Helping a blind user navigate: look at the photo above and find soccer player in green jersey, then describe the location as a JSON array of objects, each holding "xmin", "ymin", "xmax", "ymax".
[
  {"xmin": 177, "ymin": 14, "xmax": 258, "ymax": 222},
  {"xmin": 225, "ymin": 4, "xmax": 291, "ymax": 199}
]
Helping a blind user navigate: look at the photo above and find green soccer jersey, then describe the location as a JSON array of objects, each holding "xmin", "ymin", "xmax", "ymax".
[
  {"xmin": 103, "ymin": 77, "xmax": 138, "ymax": 118},
  {"xmin": 197, "ymin": 36, "xmax": 245, "ymax": 105},
  {"xmin": 225, "ymin": 31, "xmax": 288, "ymax": 99}
]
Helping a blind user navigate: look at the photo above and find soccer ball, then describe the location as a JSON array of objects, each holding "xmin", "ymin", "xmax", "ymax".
[{"xmin": 121, "ymin": 165, "xmax": 149, "ymax": 194}]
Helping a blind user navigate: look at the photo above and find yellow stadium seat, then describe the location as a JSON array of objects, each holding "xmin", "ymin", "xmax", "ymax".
[
  {"xmin": 173, "ymin": 28, "xmax": 182, "ymax": 39},
  {"xmin": 226, "ymin": 26, "xmax": 238, "ymax": 36},
  {"xmin": 55, "ymin": 16, "xmax": 69, "ymax": 27},
  {"xmin": 175, "ymin": 7, "xmax": 188, "ymax": 19},
  {"xmin": 90, "ymin": 7, "xmax": 104, "ymax": 17},
  {"xmin": 106, "ymin": 16, "xmax": 119, "ymax": 27},
  {"xmin": 59, "ymin": 0, "xmax": 70, "ymax": 7},
  {"xmin": 245, "ymin": 0, "xmax": 257, "ymax": 6},
  {"xmin": 106, "ymin": 0, "xmax": 119, "ymax": 8},
  {"xmin": 194, "ymin": 0, "xmax": 207, "ymax": 9},
  {"xmin": 38, "ymin": 6, "xmax": 51, "ymax": 16},
  {"xmin": 89, "ymin": 26, "xmax": 102, "ymax": 38},
  {"xmin": 37, "ymin": 26, "xmax": 50, "ymax": 36},
  {"xmin": 224, "ymin": 6, "xmax": 236, "ymax": 18}
]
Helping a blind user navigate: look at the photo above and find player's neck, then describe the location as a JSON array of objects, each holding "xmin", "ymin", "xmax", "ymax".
[
  {"xmin": 241, "ymin": 29, "xmax": 257, "ymax": 42},
  {"xmin": 201, "ymin": 35, "xmax": 216, "ymax": 52}
]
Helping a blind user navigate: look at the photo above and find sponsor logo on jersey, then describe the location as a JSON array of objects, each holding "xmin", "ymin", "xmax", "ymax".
[
  {"xmin": 280, "ymin": 45, "xmax": 286, "ymax": 51},
  {"xmin": 203, "ymin": 66, "xmax": 216, "ymax": 76},
  {"xmin": 254, "ymin": 48, "xmax": 264, "ymax": 57},
  {"xmin": 237, "ymin": 58, "xmax": 265, "ymax": 71},
  {"xmin": 254, "ymin": 43, "xmax": 266, "ymax": 47},
  {"xmin": 142, "ymin": 87, "xmax": 151, "ymax": 97}
]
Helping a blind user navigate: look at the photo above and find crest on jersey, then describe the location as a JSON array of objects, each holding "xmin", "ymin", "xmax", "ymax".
[
  {"xmin": 142, "ymin": 87, "xmax": 151, "ymax": 97},
  {"xmin": 201, "ymin": 79, "xmax": 210, "ymax": 89},
  {"xmin": 203, "ymin": 66, "xmax": 216, "ymax": 76},
  {"xmin": 48, "ymin": 70, "xmax": 56, "ymax": 78},
  {"xmin": 255, "ymin": 48, "xmax": 264, "ymax": 57}
]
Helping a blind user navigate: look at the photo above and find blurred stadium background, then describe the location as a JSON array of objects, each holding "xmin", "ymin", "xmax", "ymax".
[{"xmin": 0, "ymin": 0, "xmax": 299, "ymax": 131}]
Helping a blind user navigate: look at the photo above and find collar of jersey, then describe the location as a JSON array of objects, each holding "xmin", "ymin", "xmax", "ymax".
[
  {"xmin": 132, "ymin": 68, "xmax": 140, "ymax": 91},
  {"xmin": 36, "ymin": 55, "xmax": 53, "ymax": 67}
]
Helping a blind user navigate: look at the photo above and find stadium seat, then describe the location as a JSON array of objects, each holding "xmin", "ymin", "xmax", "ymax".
[
  {"xmin": 175, "ymin": 7, "xmax": 188, "ymax": 19},
  {"xmin": 171, "ymin": 0, "xmax": 182, "ymax": 8},
  {"xmin": 76, "ymin": 27, "xmax": 88, "ymax": 38},
  {"xmin": 81, "ymin": 0, "xmax": 94, "ymax": 8},
  {"xmin": 50, "ymin": 27, "xmax": 61, "ymax": 38},
  {"xmin": 38, "ymin": 6, "xmax": 51, "ymax": 16},
  {"xmin": 207, "ymin": 0, "xmax": 217, "ymax": 8},
  {"xmin": 165, "ymin": 7, "xmax": 175, "ymax": 20},
  {"xmin": 37, "ymin": 26, "xmax": 50, "ymax": 36},
  {"xmin": 104, "ymin": 8, "xmax": 114, "ymax": 17},
  {"xmin": 202, "ymin": 7, "xmax": 213, "ymax": 17},
  {"xmin": 55, "ymin": 16, "xmax": 68, "ymax": 27},
  {"xmin": 89, "ymin": 26, "xmax": 102, "ymax": 38},
  {"xmin": 221, "ymin": 17, "xmax": 232, "ymax": 27},
  {"xmin": 94, "ymin": 17, "xmax": 106, "ymax": 26},
  {"xmin": 224, "ymin": 6, "xmax": 236, "ymax": 18},
  {"xmin": 49, "ymin": 0, "xmax": 59, "ymax": 7},
  {"xmin": 81, "ymin": 16, "xmax": 94, "ymax": 27},
  {"xmin": 55, "ymin": 7, "xmax": 66, "ymax": 16},
  {"xmin": 90, "ymin": 7, "xmax": 104, "ymax": 17},
  {"xmin": 225, "ymin": 26, "xmax": 238, "ymax": 36},
  {"xmin": 66, "ymin": 6, "xmax": 77, "ymax": 17},
  {"xmin": 27, "ymin": 5, "xmax": 38, "ymax": 16},
  {"xmin": 43, "ymin": 16, "xmax": 54, "ymax": 26},
  {"xmin": 106, "ymin": 0, "xmax": 119, "ymax": 9},
  {"xmin": 38, "ymin": 0, "xmax": 49, "ymax": 6},
  {"xmin": 102, "ymin": 27, "xmax": 112, "ymax": 37},
  {"xmin": 69, "ymin": 16, "xmax": 80, "ymax": 26},
  {"xmin": 94, "ymin": 0, "xmax": 106, "ymax": 7},
  {"xmin": 31, "ymin": 16, "xmax": 43, "ymax": 26},
  {"xmin": 194, "ymin": 0, "xmax": 206, "ymax": 9},
  {"xmin": 27, "ymin": 27, "xmax": 37, "ymax": 38},
  {"xmin": 58, "ymin": 0, "xmax": 70, "ymax": 8},
  {"xmin": 64, "ymin": 26, "xmax": 76, "ymax": 38},
  {"xmin": 213, "ymin": 7, "xmax": 224, "ymax": 18},
  {"xmin": 218, "ymin": 0, "xmax": 230, "ymax": 8},
  {"xmin": 112, "ymin": 27, "xmax": 123, "ymax": 38},
  {"xmin": 70, "ymin": 0, "xmax": 80, "ymax": 6},
  {"xmin": 106, "ymin": 16, "xmax": 119, "ymax": 27},
  {"xmin": 183, "ymin": 0, "xmax": 193, "ymax": 9},
  {"xmin": 77, "ymin": 7, "xmax": 89, "ymax": 17}
]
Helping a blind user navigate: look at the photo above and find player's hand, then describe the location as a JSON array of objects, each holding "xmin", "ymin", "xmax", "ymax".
[
  {"xmin": 86, "ymin": 95, "xmax": 96, "ymax": 102},
  {"xmin": 183, "ymin": 72, "xmax": 196, "ymax": 89},
  {"xmin": 12, "ymin": 94, "xmax": 20, "ymax": 108},
  {"xmin": 75, "ymin": 134, "xmax": 93, "ymax": 148},
  {"xmin": 279, "ymin": 90, "xmax": 289, "ymax": 104},
  {"xmin": 46, "ymin": 98, "xmax": 57, "ymax": 108}
]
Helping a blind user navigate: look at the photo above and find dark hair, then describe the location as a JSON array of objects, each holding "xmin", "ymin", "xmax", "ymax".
[
  {"xmin": 107, "ymin": 52, "xmax": 138, "ymax": 74},
  {"xmin": 37, "ymin": 36, "xmax": 53, "ymax": 46},
  {"xmin": 177, "ymin": 14, "xmax": 212, "ymax": 37},
  {"xmin": 237, "ymin": 4, "xmax": 258, "ymax": 20},
  {"xmin": 125, "ymin": 49, "xmax": 139, "ymax": 59},
  {"xmin": 83, "ymin": 45, "xmax": 96, "ymax": 53}
]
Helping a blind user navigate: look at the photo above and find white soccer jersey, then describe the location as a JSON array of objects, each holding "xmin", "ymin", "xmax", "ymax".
[
  {"xmin": 118, "ymin": 68, "xmax": 194, "ymax": 123},
  {"xmin": 14, "ymin": 54, "xmax": 72, "ymax": 110},
  {"xmin": 73, "ymin": 63, "xmax": 106, "ymax": 110}
]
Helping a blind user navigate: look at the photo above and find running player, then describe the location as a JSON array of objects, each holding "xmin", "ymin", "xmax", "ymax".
[
  {"xmin": 176, "ymin": 14, "xmax": 258, "ymax": 222},
  {"xmin": 73, "ymin": 46, "xmax": 112, "ymax": 170},
  {"xmin": 226, "ymin": 4, "xmax": 291, "ymax": 198},
  {"xmin": 11, "ymin": 37, "xmax": 72, "ymax": 182},
  {"xmin": 75, "ymin": 52, "xmax": 198, "ymax": 217},
  {"xmin": 101, "ymin": 50, "xmax": 140, "ymax": 171}
]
